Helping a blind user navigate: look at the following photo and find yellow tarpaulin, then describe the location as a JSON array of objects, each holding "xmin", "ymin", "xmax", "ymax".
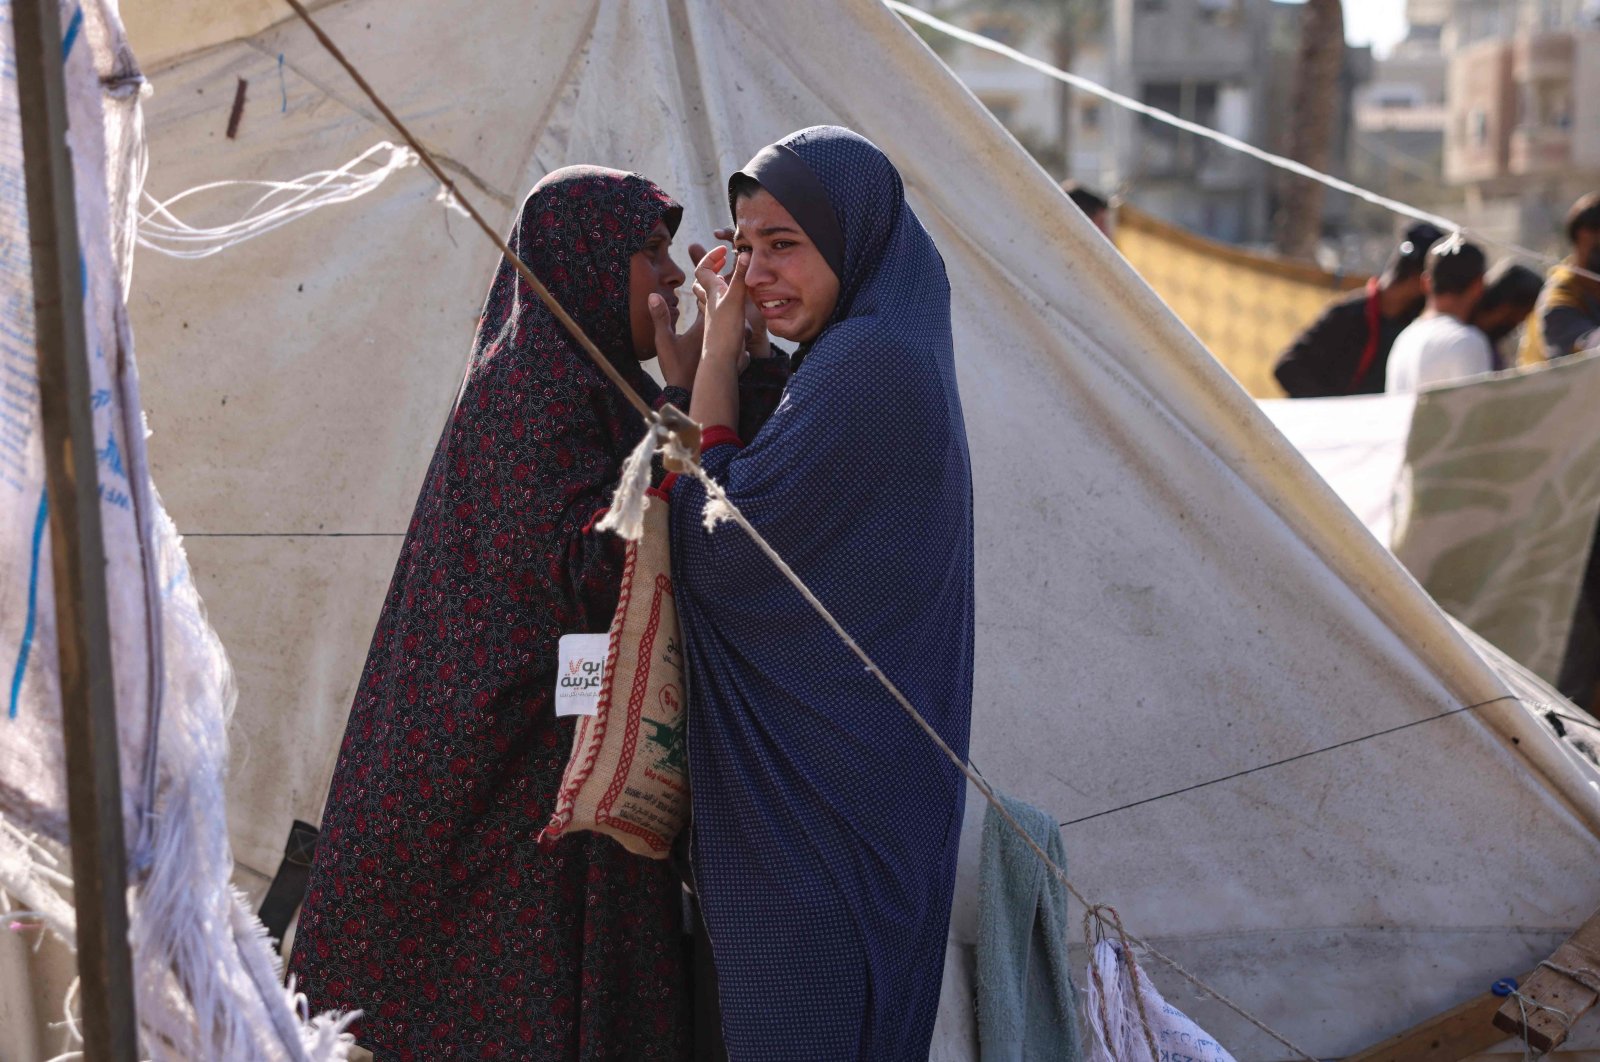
[{"xmin": 1116, "ymin": 204, "xmax": 1367, "ymax": 398}]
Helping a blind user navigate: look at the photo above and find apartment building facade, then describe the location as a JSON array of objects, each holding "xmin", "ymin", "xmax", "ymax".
[{"xmin": 1442, "ymin": 0, "xmax": 1600, "ymax": 250}]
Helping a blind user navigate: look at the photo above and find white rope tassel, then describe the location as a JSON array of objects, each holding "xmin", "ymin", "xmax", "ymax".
[
  {"xmin": 653, "ymin": 428, "xmax": 736, "ymax": 531},
  {"xmin": 1086, "ymin": 940, "xmax": 1157, "ymax": 1062},
  {"xmin": 596, "ymin": 420, "xmax": 665, "ymax": 541},
  {"xmin": 698, "ymin": 477, "xmax": 738, "ymax": 533},
  {"xmin": 136, "ymin": 141, "xmax": 417, "ymax": 260}
]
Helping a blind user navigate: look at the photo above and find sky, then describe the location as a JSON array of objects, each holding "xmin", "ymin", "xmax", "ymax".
[{"xmin": 1340, "ymin": 0, "xmax": 1409, "ymax": 56}]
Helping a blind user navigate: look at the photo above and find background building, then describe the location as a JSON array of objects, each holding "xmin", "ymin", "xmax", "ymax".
[
  {"xmin": 911, "ymin": 0, "xmax": 1600, "ymax": 264},
  {"xmin": 1349, "ymin": 1, "xmax": 1453, "ymax": 215},
  {"xmin": 1443, "ymin": 1, "xmax": 1600, "ymax": 252},
  {"xmin": 913, "ymin": 0, "xmax": 1369, "ymax": 250}
]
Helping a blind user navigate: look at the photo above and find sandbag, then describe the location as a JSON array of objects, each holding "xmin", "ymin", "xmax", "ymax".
[{"xmin": 541, "ymin": 491, "xmax": 688, "ymax": 858}]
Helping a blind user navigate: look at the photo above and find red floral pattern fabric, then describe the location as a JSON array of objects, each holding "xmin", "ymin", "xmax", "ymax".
[{"xmin": 287, "ymin": 167, "xmax": 691, "ymax": 1061}]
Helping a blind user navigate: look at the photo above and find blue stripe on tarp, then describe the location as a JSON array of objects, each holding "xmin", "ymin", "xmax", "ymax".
[
  {"xmin": 61, "ymin": 5, "xmax": 82, "ymax": 59},
  {"xmin": 9, "ymin": 489, "xmax": 48, "ymax": 720}
]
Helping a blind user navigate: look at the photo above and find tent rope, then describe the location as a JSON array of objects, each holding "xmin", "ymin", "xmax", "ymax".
[
  {"xmin": 1060, "ymin": 693, "xmax": 1523, "ymax": 828},
  {"xmin": 1083, "ymin": 904, "xmax": 1161, "ymax": 1061},
  {"xmin": 1509, "ymin": 984, "xmax": 1571, "ymax": 1062},
  {"xmin": 137, "ymin": 141, "xmax": 417, "ymax": 260},
  {"xmin": 886, "ymin": 0, "xmax": 1600, "ymax": 287},
  {"xmin": 275, "ymin": 3, "xmax": 1563, "ymax": 1059}
]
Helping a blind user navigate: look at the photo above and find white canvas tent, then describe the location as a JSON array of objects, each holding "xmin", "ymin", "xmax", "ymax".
[{"xmin": 7, "ymin": 0, "xmax": 1600, "ymax": 1057}]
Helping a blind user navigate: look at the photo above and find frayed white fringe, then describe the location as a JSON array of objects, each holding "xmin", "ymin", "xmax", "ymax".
[
  {"xmin": 1085, "ymin": 939, "xmax": 1237, "ymax": 1062},
  {"xmin": 126, "ymin": 508, "xmax": 358, "ymax": 1060},
  {"xmin": 0, "ymin": 506, "xmax": 357, "ymax": 1061},
  {"xmin": 1086, "ymin": 940, "xmax": 1156, "ymax": 1062},
  {"xmin": 0, "ymin": 820, "xmax": 77, "ymax": 946},
  {"xmin": 597, "ymin": 421, "xmax": 664, "ymax": 542},
  {"xmin": 699, "ymin": 481, "xmax": 737, "ymax": 533}
]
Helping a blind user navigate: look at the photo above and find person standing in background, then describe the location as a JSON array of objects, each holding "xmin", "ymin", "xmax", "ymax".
[
  {"xmin": 1519, "ymin": 193, "xmax": 1600, "ymax": 365},
  {"xmin": 1274, "ymin": 223, "xmax": 1442, "ymax": 397},
  {"xmin": 1386, "ymin": 237, "xmax": 1492, "ymax": 392},
  {"xmin": 1062, "ymin": 180, "xmax": 1112, "ymax": 238},
  {"xmin": 1470, "ymin": 261, "xmax": 1543, "ymax": 369}
]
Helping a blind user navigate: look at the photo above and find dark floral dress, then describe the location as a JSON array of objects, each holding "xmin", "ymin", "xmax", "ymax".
[{"xmin": 287, "ymin": 167, "xmax": 691, "ymax": 1061}]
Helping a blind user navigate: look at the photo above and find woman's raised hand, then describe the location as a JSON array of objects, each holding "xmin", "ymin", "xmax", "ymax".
[
  {"xmin": 649, "ymin": 291, "xmax": 702, "ymax": 392},
  {"xmin": 688, "ymin": 245, "xmax": 747, "ymax": 430},
  {"xmin": 696, "ymin": 245, "xmax": 750, "ymax": 368},
  {"xmin": 696, "ymin": 232, "xmax": 772, "ymax": 363},
  {"xmin": 648, "ymin": 240, "xmax": 720, "ymax": 392}
]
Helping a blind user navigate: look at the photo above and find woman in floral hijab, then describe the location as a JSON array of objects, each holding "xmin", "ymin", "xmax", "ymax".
[{"xmin": 290, "ymin": 166, "xmax": 694, "ymax": 1061}]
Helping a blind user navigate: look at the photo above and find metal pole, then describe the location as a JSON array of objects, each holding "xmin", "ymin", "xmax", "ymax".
[{"xmin": 9, "ymin": 0, "xmax": 140, "ymax": 1057}]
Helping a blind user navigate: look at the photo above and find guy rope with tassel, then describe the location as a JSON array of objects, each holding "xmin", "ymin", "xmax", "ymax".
[{"xmin": 281, "ymin": 1, "xmax": 1323, "ymax": 1057}]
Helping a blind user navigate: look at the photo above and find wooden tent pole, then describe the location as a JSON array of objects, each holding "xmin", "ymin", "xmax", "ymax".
[
  {"xmin": 1342, "ymin": 977, "xmax": 1525, "ymax": 1062},
  {"xmin": 10, "ymin": 0, "xmax": 139, "ymax": 1057}
]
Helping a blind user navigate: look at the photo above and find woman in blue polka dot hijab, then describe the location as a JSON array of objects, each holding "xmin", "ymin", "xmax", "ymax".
[{"xmin": 665, "ymin": 126, "xmax": 975, "ymax": 1060}]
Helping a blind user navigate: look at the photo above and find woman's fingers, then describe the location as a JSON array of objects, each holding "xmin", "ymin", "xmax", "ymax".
[
  {"xmin": 744, "ymin": 299, "xmax": 771, "ymax": 359},
  {"xmin": 712, "ymin": 227, "xmax": 734, "ymax": 243},
  {"xmin": 695, "ymin": 244, "xmax": 728, "ymax": 275},
  {"xmin": 700, "ymin": 251, "xmax": 751, "ymax": 368},
  {"xmin": 652, "ymin": 292, "xmax": 697, "ymax": 391},
  {"xmin": 687, "ymin": 242, "xmax": 708, "ymax": 266},
  {"xmin": 695, "ymin": 246, "xmax": 730, "ymax": 299},
  {"xmin": 680, "ymin": 292, "xmax": 705, "ymax": 345},
  {"xmin": 726, "ymin": 251, "xmax": 750, "ymax": 301},
  {"xmin": 648, "ymin": 292, "xmax": 677, "ymax": 350}
]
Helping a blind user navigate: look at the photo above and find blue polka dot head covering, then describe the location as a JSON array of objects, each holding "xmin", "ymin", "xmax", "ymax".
[{"xmin": 730, "ymin": 124, "xmax": 949, "ymax": 335}]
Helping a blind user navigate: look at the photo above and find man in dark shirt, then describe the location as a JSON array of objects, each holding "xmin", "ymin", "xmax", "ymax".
[{"xmin": 1274, "ymin": 222, "xmax": 1443, "ymax": 397}]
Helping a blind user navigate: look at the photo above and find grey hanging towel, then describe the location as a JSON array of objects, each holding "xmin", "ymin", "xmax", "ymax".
[{"xmin": 977, "ymin": 791, "xmax": 1084, "ymax": 1062}]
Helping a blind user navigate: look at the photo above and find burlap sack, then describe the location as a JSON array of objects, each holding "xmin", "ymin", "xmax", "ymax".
[{"xmin": 541, "ymin": 490, "xmax": 688, "ymax": 858}]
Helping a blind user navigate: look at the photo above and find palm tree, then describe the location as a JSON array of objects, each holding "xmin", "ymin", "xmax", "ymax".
[{"xmin": 1274, "ymin": 0, "xmax": 1345, "ymax": 261}]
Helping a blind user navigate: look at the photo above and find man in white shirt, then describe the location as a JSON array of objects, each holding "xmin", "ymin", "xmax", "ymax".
[{"xmin": 1386, "ymin": 236, "xmax": 1493, "ymax": 392}]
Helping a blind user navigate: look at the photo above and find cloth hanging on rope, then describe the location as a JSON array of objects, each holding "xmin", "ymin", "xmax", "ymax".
[
  {"xmin": 668, "ymin": 125, "xmax": 974, "ymax": 1061},
  {"xmin": 977, "ymin": 791, "xmax": 1083, "ymax": 1062}
]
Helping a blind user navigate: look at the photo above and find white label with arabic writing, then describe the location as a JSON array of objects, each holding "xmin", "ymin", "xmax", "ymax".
[{"xmin": 555, "ymin": 634, "xmax": 609, "ymax": 717}]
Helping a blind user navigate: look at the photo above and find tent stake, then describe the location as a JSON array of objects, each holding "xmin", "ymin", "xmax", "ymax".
[
  {"xmin": 10, "ymin": 0, "xmax": 139, "ymax": 1057},
  {"xmin": 1493, "ymin": 907, "xmax": 1600, "ymax": 1054}
]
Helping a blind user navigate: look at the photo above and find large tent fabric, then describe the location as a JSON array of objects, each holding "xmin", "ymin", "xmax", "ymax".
[
  {"xmin": 17, "ymin": 0, "xmax": 1596, "ymax": 1056},
  {"xmin": 1262, "ymin": 350, "xmax": 1600, "ymax": 687},
  {"xmin": 1115, "ymin": 203, "xmax": 1367, "ymax": 400}
]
